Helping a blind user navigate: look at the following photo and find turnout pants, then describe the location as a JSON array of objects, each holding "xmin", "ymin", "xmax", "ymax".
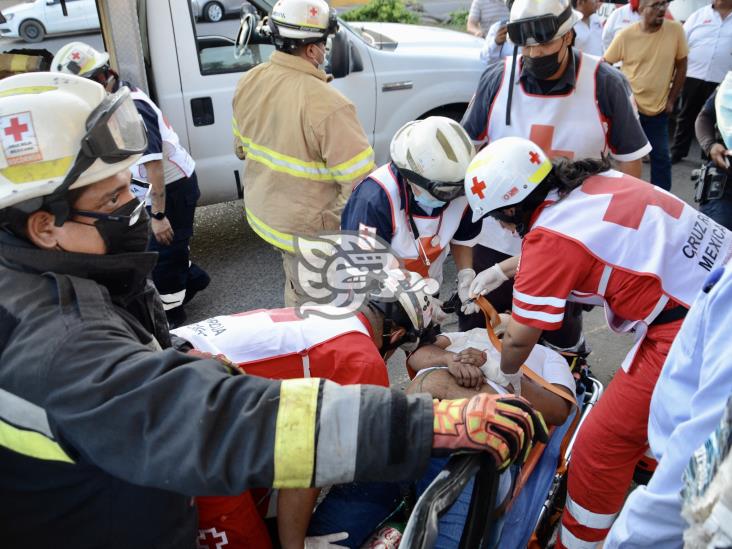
[{"xmin": 557, "ymin": 319, "xmax": 684, "ymax": 548}]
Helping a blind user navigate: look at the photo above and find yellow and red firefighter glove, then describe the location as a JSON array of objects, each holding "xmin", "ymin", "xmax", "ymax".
[{"xmin": 431, "ymin": 393, "xmax": 549, "ymax": 470}]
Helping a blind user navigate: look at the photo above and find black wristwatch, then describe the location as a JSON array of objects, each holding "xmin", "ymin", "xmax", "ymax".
[{"xmin": 151, "ymin": 211, "xmax": 166, "ymax": 220}]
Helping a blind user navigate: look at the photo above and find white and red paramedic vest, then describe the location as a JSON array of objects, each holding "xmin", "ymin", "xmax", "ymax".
[
  {"xmin": 366, "ymin": 163, "xmax": 471, "ymax": 284},
  {"xmin": 482, "ymin": 52, "xmax": 609, "ymax": 252},
  {"xmin": 533, "ymin": 170, "xmax": 732, "ymax": 369},
  {"xmin": 128, "ymin": 88, "xmax": 196, "ymax": 186},
  {"xmin": 172, "ymin": 306, "xmax": 371, "ymax": 378}
]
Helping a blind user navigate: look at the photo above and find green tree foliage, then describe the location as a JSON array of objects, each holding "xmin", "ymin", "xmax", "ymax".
[
  {"xmin": 447, "ymin": 9, "xmax": 469, "ymax": 30},
  {"xmin": 340, "ymin": 0, "xmax": 420, "ymax": 24}
]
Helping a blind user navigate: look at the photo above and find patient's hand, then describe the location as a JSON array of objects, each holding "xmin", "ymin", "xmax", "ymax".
[
  {"xmin": 456, "ymin": 347, "xmax": 487, "ymax": 367},
  {"xmin": 448, "ymin": 351, "xmax": 485, "ymax": 389}
]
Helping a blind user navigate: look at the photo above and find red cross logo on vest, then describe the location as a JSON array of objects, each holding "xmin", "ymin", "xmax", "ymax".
[
  {"xmin": 470, "ymin": 177, "xmax": 486, "ymax": 199},
  {"xmin": 4, "ymin": 117, "xmax": 28, "ymax": 142},
  {"xmin": 70, "ymin": 51, "xmax": 81, "ymax": 61},
  {"xmin": 197, "ymin": 527, "xmax": 229, "ymax": 549},
  {"xmin": 529, "ymin": 124, "xmax": 574, "ymax": 159},
  {"xmin": 582, "ymin": 175, "xmax": 684, "ymax": 230},
  {"xmin": 309, "ymin": 6, "xmax": 318, "ymax": 16}
]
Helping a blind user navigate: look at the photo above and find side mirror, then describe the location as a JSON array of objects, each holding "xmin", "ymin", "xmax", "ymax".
[
  {"xmin": 329, "ymin": 29, "xmax": 350, "ymax": 79},
  {"xmin": 235, "ymin": 8, "xmax": 259, "ymax": 59}
]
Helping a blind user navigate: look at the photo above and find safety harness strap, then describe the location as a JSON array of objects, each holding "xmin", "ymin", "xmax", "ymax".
[{"xmin": 475, "ymin": 296, "xmax": 577, "ymax": 409}]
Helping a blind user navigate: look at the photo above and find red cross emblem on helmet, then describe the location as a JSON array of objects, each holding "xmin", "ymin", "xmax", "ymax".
[
  {"xmin": 309, "ymin": 6, "xmax": 318, "ymax": 16},
  {"xmin": 70, "ymin": 51, "xmax": 81, "ymax": 61}
]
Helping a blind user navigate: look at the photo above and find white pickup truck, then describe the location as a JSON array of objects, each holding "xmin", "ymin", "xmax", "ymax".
[{"xmin": 96, "ymin": 0, "xmax": 484, "ymax": 205}]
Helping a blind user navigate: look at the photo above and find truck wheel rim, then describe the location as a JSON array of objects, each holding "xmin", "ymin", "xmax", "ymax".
[{"xmin": 208, "ymin": 4, "xmax": 223, "ymax": 20}]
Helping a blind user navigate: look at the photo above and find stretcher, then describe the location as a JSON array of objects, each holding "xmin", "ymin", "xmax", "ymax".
[{"xmin": 400, "ymin": 296, "xmax": 604, "ymax": 548}]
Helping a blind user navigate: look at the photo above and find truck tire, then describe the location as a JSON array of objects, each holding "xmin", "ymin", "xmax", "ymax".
[
  {"xmin": 19, "ymin": 19, "xmax": 45, "ymax": 43},
  {"xmin": 203, "ymin": 1, "xmax": 225, "ymax": 22}
]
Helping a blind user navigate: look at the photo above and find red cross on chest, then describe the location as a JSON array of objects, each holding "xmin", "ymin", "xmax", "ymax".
[
  {"xmin": 470, "ymin": 176, "xmax": 486, "ymax": 199},
  {"xmin": 529, "ymin": 124, "xmax": 574, "ymax": 159},
  {"xmin": 582, "ymin": 175, "xmax": 684, "ymax": 230},
  {"xmin": 4, "ymin": 117, "xmax": 28, "ymax": 142}
]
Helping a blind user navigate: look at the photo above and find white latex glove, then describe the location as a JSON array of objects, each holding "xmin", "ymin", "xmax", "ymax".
[
  {"xmin": 469, "ymin": 264, "xmax": 509, "ymax": 298},
  {"xmin": 503, "ymin": 370, "xmax": 522, "ymax": 396},
  {"xmin": 457, "ymin": 268, "xmax": 479, "ymax": 314},
  {"xmin": 304, "ymin": 532, "xmax": 349, "ymax": 548},
  {"xmin": 431, "ymin": 296, "xmax": 449, "ymax": 324},
  {"xmin": 479, "ymin": 353, "xmax": 509, "ymax": 386}
]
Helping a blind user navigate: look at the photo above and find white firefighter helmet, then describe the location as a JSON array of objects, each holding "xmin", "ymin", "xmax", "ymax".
[
  {"xmin": 390, "ymin": 116, "xmax": 476, "ymax": 201},
  {"xmin": 269, "ymin": 0, "xmax": 338, "ymax": 44},
  {"xmin": 0, "ymin": 72, "xmax": 146, "ymax": 212},
  {"xmin": 716, "ymin": 71, "xmax": 732, "ymax": 150},
  {"xmin": 508, "ymin": 0, "xmax": 581, "ymax": 46},
  {"xmin": 464, "ymin": 136, "xmax": 552, "ymax": 222},
  {"xmin": 51, "ymin": 41, "xmax": 109, "ymax": 78}
]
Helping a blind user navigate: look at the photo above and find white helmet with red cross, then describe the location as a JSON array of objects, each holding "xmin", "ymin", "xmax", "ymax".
[
  {"xmin": 268, "ymin": 0, "xmax": 338, "ymax": 46},
  {"xmin": 51, "ymin": 41, "xmax": 109, "ymax": 78},
  {"xmin": 464, "ymin": 137, "xmax": 552, "ymax": 223},
  {"xmin": 0, "ymin": 72, "xmax": 146, "ymax": 212}
]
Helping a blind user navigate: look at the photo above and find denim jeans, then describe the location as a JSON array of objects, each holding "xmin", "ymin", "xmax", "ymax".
[
  {"xmin": 639, "ymin": 112, "xmax": 672, "ymax": 191},
  {"xmin": 701, "ymin": 197, "xmax": 732, "ymax": 231}
]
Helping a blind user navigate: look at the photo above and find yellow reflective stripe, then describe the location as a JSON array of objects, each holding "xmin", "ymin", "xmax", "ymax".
[
  {"xmin": 0, "ymin": 156, "xmax": 74, "ymax": 184},
  {"xmin": 9, "ymin": 55, "xmax": 28, "ymax": 73},
  {"xmin": 0, "ymin": 85, "xmax": 57, "ymax": 98},
  {"xmin": 528, "ymin": 159, "xmax": 552, "ymax": 184},
  {"xmin": 233, "ymin": 118, "xmax": 373, "ymax": 183},
  {"xmin": 0, "ymin": 420, "xmax": 74, "ymax": 464},
  {"xmin": 330, "ymin": 146, "xmax": 375, "ymax": 181},
  {"xmin": 245, "ymin": 207, "xmax": 295, "ymax": 253},
  {"xmin": 273, "ymin": 378, "xmax": 319, "ymax": 488}
]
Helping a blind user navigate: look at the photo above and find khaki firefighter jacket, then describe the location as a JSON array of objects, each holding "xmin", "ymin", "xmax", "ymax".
[{"xmin": 232, "ymin": 50, "xmax": 374, "ymax": 252}]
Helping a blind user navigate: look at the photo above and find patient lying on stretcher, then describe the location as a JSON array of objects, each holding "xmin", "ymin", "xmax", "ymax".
[
  {"xmin": 306, "ymin": 321, "xmax": 578, "ymax": 548},
  {"xmin": 406, "ymin": 321, "xmax": 575, "ymax": 426}
]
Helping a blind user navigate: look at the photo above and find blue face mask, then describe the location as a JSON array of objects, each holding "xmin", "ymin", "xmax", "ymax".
[{"xmin": 413, "ymin": 189, "xmax": 446, "ymax": 210}]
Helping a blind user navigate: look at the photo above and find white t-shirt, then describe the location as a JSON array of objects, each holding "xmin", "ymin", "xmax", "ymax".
[
  {"xmin": 574, "ymin": 14, "xmax": 604, "ymax": 56},
  {"xmin": 440, "ymin": 328, "xmax": 576, "ymax": 397}
]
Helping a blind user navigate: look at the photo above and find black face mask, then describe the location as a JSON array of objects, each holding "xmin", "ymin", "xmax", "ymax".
[
  {"xmin": 94, "ymin": 198, "xmax": 151, "ymax": 254},
  {"xmin": 523, "ymin": 49, "xmax": 563, "ymax": 80}
]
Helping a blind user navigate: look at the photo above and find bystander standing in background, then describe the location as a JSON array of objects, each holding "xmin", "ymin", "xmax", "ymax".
[
  {"xmin": 604, "ymin": 0, "xmax": 688, "ymax": 190},
  {"xmin": 671, "ymin": 0, "xmax": 732, "ymax": 163}
]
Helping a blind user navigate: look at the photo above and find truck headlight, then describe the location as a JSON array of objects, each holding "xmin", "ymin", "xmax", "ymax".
[{"xmin": 4, "ymin": 13, "xmax": 14, "ymax": 21}]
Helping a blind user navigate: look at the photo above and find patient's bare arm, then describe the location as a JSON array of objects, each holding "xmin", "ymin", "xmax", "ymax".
[
  {"xmin": 406, "ymin": 369, "xmax": 572, "ymax": 426},
  {"xmin": 407, "ymin": 339, "xmax": 486, "ymax": 389}
]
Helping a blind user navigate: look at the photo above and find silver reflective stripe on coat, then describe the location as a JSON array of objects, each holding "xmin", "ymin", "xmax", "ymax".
[
  {"xmin": 314, "ymin": 381, "xmax": 360, "ymax": 486},
  {"xmin": 0, "ymin": 388, "xmax": 74, "ymax": 463}
]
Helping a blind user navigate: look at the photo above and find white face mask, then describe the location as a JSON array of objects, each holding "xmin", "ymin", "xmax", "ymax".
[
  {"xmin": 410, "ymin": 183, "xmax": 446, "ymax": 210},
  {"xmin": 312, "ymin": 42, "xmax": 326, "ymax": 70}
]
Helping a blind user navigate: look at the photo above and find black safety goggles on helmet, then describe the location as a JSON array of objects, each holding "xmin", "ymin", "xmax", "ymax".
[
  {"xmin": 46, "ymin": 86, "xmax": 148, "ymax": 225},
  {"xmin": 507, "ymin": 5, "xmax": 572, "ymax": 46},
  {"xmin": 398, "ymin": 168, "xmax": 465, "ymax": 202}
]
